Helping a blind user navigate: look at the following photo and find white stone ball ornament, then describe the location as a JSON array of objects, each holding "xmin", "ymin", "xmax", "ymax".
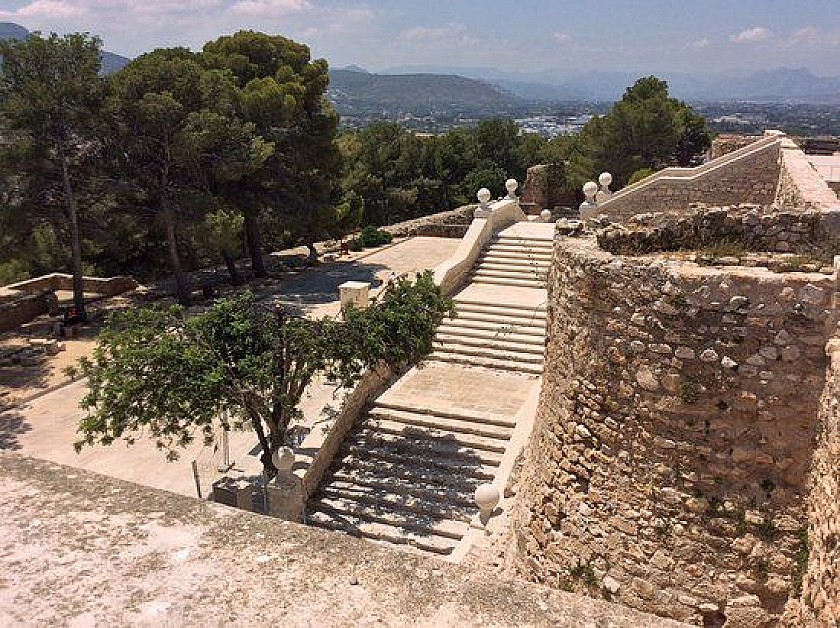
[
  {"xmin": 598, "ymin": 171, "xmax": 612, "ymax": 188},
  {"xmin": 272, "ymin": 446, "xmax": 295, "ymax": 474},
  {"xmin": 474, "ymin": 483, "xmax": 500, "ymax": 517},
  {"xmin": 477, "ymin": 187, "xmax": 492, "ymax": 205},
  {"xmin": 583, "ymin": 181, "xmax": 598, "ymax": 199},
  {"xmin": 505, "ymin": 178, "xmax": 518, "ymax": 198}
]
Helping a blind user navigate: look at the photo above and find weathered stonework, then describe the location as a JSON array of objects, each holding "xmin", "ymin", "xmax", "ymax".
[
  {"xmin": 598, "ymin": 204, "xmax": 840, "ymax": 262},
  {"xmin": 521, "ymin": 163, "xmax": 573, "ymax": 212},
  {"xmin": 595, "ymin": 138, "xmax": 781, "ymax": 222},
  {"xmin": 511, "ymin": 235, "xmax": 833, "ymax": 625},
  {"xmin": 710, "ymin": 135, "xmax": 763, "ymax": 160},
  {"xmin": 381, "ymin": 204, "xmax": 474, "ymax": 239},
  {"xmin": 784, "ymin": 338, "xmax": 840, "ymax": 625}
]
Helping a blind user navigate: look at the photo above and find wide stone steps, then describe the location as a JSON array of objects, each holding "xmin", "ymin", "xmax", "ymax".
[
  {"xmin": 435, "ymin": 329, "xmax": 544, "ymax": 350},
  {"xmin": 318, "ymin": 485, "xmax": 474, "ymax": 524},
  {"xmin": 475, "ymin": 260, "xmax": 551, "ymax": 274},
  {"xmin": 341, "ymin": 442, "xmax": 498, "ymax": 481},
  {"xmin": 429, "ymin": 348, "xmax": 543, "ymax": 375},
  {"xmin": 470, "ymin": 274, "xmax": 545, "ymax": 289},
  {"xmin": 438, "ymin": 318, "xmax": 545, "ymax": 337},
  {"xmin": 373, "ymin": 400, "xmax": 518, "ymax": 428},
  {"xmin": 480, "ymin": 250, "xmax": 553, "ymax": 263},
  {"xmin": 307, "ymin": 224, "xmax": 551, "ymax": 559},
  {"xmin": 331, "ymin": 454, "xmax": 486, "ymax": 503},
  {"xmin": 368, "ymin": 407, "xmax": 515, "ymax": 439},
  {"xmin": 307, "ymin": 502, "xmax": 466, "ymax": 555},
  {"xmin": 327, "ymin": 469, "xmax": 478, "ymax": 506},
  {"xmin": 352, "ymin": 428, "xmax": 504, "ymax": 466},
  {"xmin": 454, "ymin": 303, "xmax": 546, "ymax": 318},
  {"xmin": 366, "ymin": 417, "xmax": 509, "ymax": 454}
]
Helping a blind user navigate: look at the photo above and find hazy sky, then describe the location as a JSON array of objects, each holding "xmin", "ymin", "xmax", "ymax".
[{"xmin": 1, "ymin": 0, "xmax": 839, "ymax": 75}]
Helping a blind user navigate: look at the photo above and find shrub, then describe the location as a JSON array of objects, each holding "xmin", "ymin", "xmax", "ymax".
[{"xmin": 358, "ymin": 226, "xmax": 393, "ymax": 248}]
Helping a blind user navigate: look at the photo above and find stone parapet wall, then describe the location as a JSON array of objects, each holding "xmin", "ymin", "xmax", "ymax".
[
  {"xmin": 511, "ymin": 236, "xmax": 832, "ymax": 625},
  {"xmin": 775, "ymin": 141, "xmax": 839, "ymax": 210},
  {"xmin": 381, "ymin": 204, "xmax": 474, "ymax": 239},
  {"xmin": 598, "ymin": 204, "xmax": 840, "ymax": 261},
  {"xmin": 4, "ymin": 273, "xmax": 138, "ymax": 297},
  {"xmin": 0, "ymin": 291, "xmax": 54, "ymax": 334},
  {"xmin": 710, "ymin": 135, "xmax": 763, "ymax": 160},
  {"xmin": 596, "ymin": 139, "xmax": 780, "ymax": 222}
]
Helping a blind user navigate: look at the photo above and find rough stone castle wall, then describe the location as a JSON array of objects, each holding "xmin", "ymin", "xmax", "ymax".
[
  {"xmin": 511, "ymin": 236, "xmax": 832, "ymax": 625},
  {"xmin": 785, "ymin": 336, "xmax": 840, "ymax": 624},
  {"xmin": 598, "ymin": 205, "xmax": 840, "ymax": 261},
  {"xmin": 596, "ymin": 142, "xmax": 780, "ymax": 222}
]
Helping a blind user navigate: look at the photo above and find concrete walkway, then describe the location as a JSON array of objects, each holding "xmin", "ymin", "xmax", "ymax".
[{"xmin": 0, "ymin": 236, "xmax": 460, "ymax": 499}]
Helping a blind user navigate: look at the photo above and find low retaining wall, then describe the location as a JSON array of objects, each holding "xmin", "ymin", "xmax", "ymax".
[
  {"xmin": 382, "ymin": 205, "xmax": 474, "ymax": 239},
  {"xmin": 595, "ymin": 135, "xmax": 781, "ymax": 222},
  {"xmin": 775, "ymin": 140, "xmax": 839, "ymax": 210},
  {"xmin": 0, "ymin": 291, "xmax": 56, "ymax": 334},
  {"xmin": 5, "ymin": 273, "xmax": 137, "ymax": 297}
]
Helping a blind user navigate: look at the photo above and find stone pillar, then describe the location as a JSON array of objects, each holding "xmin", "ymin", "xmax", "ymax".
[
  {"xmin": 266, "ymin": 472, "xmax": 305, "ymax": 522},
  {"xmin": 579, "ymin": 181, "xmax": 598, "ymax": 220},
  {"xmin": 339, "ymin": 281, "xmax": 370, "ymax": 310}
]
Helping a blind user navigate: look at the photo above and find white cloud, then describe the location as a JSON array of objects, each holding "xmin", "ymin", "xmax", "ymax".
[
  {"xmin": 688, "ymin": 37, "xmax": 711, "ymax": 50},
  {"xmin": 780, "ymin": 26, "xmax": 840, "ymax": 49},
  {"xmin": 399, "ymin": 23, "xmax": 477, "ymax": 47},
  {"xmin": 730, "ymin": 26, "xmax": 771, "ymax": 44},
  {"xmin": 228, "ymin": 0, "xmax": 311, "ymax": 19},
  {"xmin": 552, "ymin": 31, "xmax": 571, "ymax": 44},
  {"xmin": 1, "ymin": 0, "xmax": 87, "ymax": 19}
]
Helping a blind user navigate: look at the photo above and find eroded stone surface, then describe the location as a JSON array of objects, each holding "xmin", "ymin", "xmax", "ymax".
[{"xmin": 0, "ymin": 455, "xmax": 683, "ymax": 627}]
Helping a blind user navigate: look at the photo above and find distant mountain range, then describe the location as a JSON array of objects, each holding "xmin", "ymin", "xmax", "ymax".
[
  {"xmin": 0, "ymin": 22, "xmax": 130, "ymax": 74},
  {"xmin": 383, "ymin": 64, "xmax": 840, "ymax": 104},
  {"xmin": 328, "ymin": 68, "xmax": 519, "ymax": 116}
]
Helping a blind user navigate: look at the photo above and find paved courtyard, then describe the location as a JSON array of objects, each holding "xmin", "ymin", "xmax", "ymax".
[{"xmin": 0, "ymin": 236, "xmax": 460, "ymax": 498}]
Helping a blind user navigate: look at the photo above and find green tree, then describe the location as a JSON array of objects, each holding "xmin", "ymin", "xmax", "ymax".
[
  {"xmin": 202, "ymin": 31, "xmax": 337, "ymax": 275},
  {"xmin": 70, "ymin": 272, "xmax": 452, "ymax": 475},
  {"xmin": 0, "ymin": 32, "xmax": 104, "ymax": 320},
  {"xmin": 581, "ymin": 76, "xmax": 711, "ymax": 187}
]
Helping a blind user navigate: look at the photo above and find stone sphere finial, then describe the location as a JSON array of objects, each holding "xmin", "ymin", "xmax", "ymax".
[
  {"xmin": 598, "ymin": 172, "xmax": 612, "ymax": 188},
  {"xmin": 540, "ymin": 209, "xmax": 552, "ymax": 222},
  {"xmin": 272, "ymin": 446, "xmax": 295, "ymax": 474},
  {"xmin": 474, "ymin": 483, "xmax": 500, "ymax": 524},
  {"xmin": 505, "ymin": 178, "xmax": 518, "ymax": 199},
  {"xmin": 477, "ymin": 187, "xmax": 492, "ymax": 205},
  {"xmin": 583, "ymin": 181, "xmax": 598, "ymax": 202}
]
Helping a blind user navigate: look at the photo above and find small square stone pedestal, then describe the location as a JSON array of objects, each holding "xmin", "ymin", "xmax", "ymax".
[
  {"xmin": 265, "ymin": 473, "xmax": 304, "ymax": 522},
  {"xmin": 339, "ymin": 281, "xmax": 371, "ymax": 311}
]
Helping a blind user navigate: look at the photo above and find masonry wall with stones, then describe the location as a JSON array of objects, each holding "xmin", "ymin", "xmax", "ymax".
[
  {"xmin": 510, "ymin": 236, "xmax": 833, "ymax": 626},
  {"xmin": 784, "ymin": 337, "xmax": 840, "ymax": 624},
  {"xmin": 381, "ymin": 204, "xmax": 473, "ymax": 239},
  {"xmin": 710, "ymin": 135, "xmax": 763, "ymax": 160},
  {"xmin": 598, "ymin": 204, "xmax": 840, "ymax": 261},
  {"xmin": 775, "ymin": 141, "xmax": 840, "ymax": 210},
  {"xmin": 596, "ymin": 141, "xmax": 780, "ymax": 222}
]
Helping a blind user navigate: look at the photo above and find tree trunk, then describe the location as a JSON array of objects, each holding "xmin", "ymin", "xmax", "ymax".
[
  {"xmin": 243, "ymin": 205, "xmax": 266, "ymax": 277},
  {"xmin": 221, "ymin": 250, "xmax": 242, "ymax": 285},
  {"xmin": 162, "ymin": 199, "xmax": 191, "ymax": 306},
  {"xmin": 58, "ymin": 149, "xmax": 87, "ymax": 323},
  {"xmin": 246, "ymin": 399, "xmax": 277, "ymax": 477},
  {"xmin": 306, "ymin": 242, "xmax": 318, "ymax": 264}
]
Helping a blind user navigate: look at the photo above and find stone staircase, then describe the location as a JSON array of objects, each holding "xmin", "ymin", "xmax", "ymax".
[{"xmin": 306, "ymin": 222, "xmax": 552, "ymax": 558}]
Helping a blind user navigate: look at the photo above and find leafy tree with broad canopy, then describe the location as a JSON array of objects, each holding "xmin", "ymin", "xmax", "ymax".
[
  {"xmin": 579, "ymin": 76, "xmax": 711, "ymax": 187},
  {"xmin": 69, "ymin": 271, "xmax": 453, "ymax": 475},
  {"xmin": 0, "ymin": 32, "xmax": 105, "ymax": 321}
]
